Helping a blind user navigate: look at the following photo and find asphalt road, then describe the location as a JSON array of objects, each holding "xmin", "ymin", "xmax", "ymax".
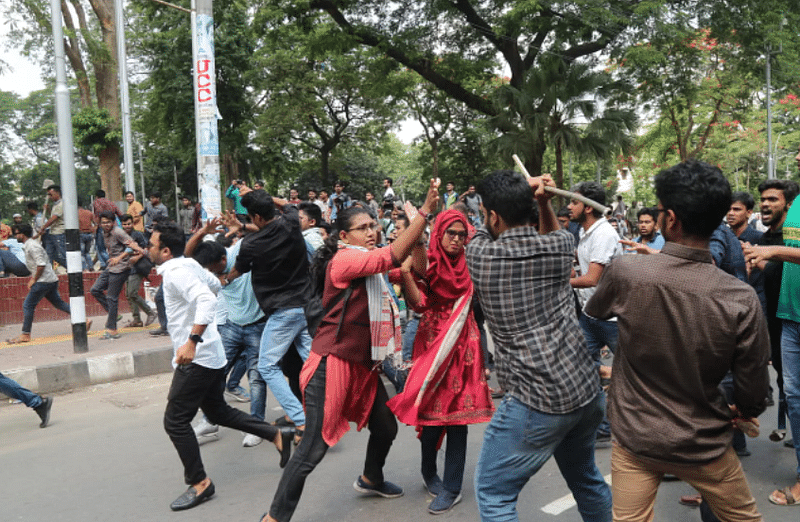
[{"xmin": 1, "ymin": 372, "xmax": 797, "ymax": 522}]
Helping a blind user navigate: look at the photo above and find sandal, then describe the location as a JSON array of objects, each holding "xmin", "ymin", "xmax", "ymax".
[
  {"xmin": 770, "ymin": 429, "xmax": 787, "ymax": 442},
  {"xmin": 768, "ymin": 486, "xmax": 800, "ymax": 506},
  {"xmin": 124, "ymin": 320, "xmax": 144, "ymax": 328},
  {"xmin": 679, "ymin": 494, "xmax": 702, "ymax": 507},
  {"xmin": 100, "ymin": 332, "xmax": 122, "ymax": 340},
  {"xmin": 6, "ymin": 336, "xmax": 31, "ymax": 345}
]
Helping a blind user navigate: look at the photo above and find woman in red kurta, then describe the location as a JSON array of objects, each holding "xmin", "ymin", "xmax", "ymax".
[{"xmin": 387, "ymin": 209, "xmax": 494, "ymax": 515}]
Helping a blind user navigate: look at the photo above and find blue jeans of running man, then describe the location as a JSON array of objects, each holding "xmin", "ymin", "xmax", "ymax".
[
  {"xmin": 45, "ymin": 233, "xmax": 66, "ymax": 268},
  {"xmin": 475, "ymin": 393, "xmax": 611, "ymax": 522},
  {"xmin": 0, "ymin": 249, "xmax": 30, "ymax": 277},
  {"xmin": 219, "ymin": 320, "xmax": 266, "ymax": 420},
  {"xmin": 579, "ymin": 312, "xmax": 618, "ymax": 437},
  {"xmin": 781, "ymin": 319, "xmax": 800, "ymax": 479},
  {"xmin": 258, "ymin": 307, "xmax": 312, "ymax": 426},
  {"xmin": 23, "ymin": 281, "xmax": 71, "ymax": 334},
  {"xmin": 0, "ymin": 371, "xmax": 43, "ymax": 408},
  {"xmin": 80, "ymin": 232, "xmax": 94, "ymax": 270}
]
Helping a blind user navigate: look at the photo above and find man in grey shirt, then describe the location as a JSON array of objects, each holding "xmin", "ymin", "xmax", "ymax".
[
  {"xmin": 178, "ymin": 196, "xmax": 195, "ymax": 241},
  {"xmin": 143, "ymin": 192, "xmax": 169, "ymax": 236}
]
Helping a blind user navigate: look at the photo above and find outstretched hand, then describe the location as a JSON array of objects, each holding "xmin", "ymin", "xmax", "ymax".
[{"xmin": 619, "ymin": 239, "xmax": 657, "ymax": 255}]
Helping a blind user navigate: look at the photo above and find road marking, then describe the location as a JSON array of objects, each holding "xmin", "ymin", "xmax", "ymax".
[
  {"xmin": 540, "ymin": 474, "xmax": 612, "ymax": 515},
  {"xmin": 0, "ymin": 324, "xmax": 159, "ymax": 349}
]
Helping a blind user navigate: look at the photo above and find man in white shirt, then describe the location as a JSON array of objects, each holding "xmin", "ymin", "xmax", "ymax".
[
  {"xmin": 151, "ymin": 222, "xmax": 293, "ymax": 512},
  {"xmin": 569, "ymin": 181, "xmax": 623, "ymax": 443}
]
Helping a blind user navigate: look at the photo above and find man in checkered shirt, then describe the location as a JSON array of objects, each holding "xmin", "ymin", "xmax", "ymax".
[{"xmin": 466, "ymin": 170, "xmax": 610, "ymax": 522}]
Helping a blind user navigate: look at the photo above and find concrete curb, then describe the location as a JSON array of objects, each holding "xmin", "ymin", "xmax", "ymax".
[{"xmin": 2, "ymin": 346, "xmax": 173, "ymax": 396}]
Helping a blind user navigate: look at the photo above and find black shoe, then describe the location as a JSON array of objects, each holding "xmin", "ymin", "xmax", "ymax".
[
  {"xmin": 736, "ymin": 448, "xmax": 752, "ymax": 457},
  {"xmin": 595, "ymin": 432, "xmax": 611, "ymax": 446},
  {"xmin": 150, "ymin": 328, "xmax": 169, "ymax": 337},
  {"xmin": 34, "ymin": 397, "xmax": 52, "ymax": 428},
  {"xmin": 785, "ymin": 438, "xmax": 794, "ymax": 448},
  {"xmin": 169, "ymin": 481, "xmax": 215, "ymax": 511},
  {"xmin": 273, "ymin": 415, "xmax": 295, "ymax": 427},
  {"xmin": 765, "ymin": 396, "xmax": 775, "ymax": 407},
  {"xmin": 353, "ymin": 476, "xmax": 404, "ymax": 498},
  {"xmin": 277, "ymin": 428, "xmax": 293, "ymax": 468}
]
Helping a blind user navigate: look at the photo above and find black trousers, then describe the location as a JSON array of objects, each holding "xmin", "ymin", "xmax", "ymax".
[
  {"xmin": 163, "ymin": 363, "xmax": 279, "ymax": 485},
  {"xmin": 269, "ymin": 357, "xmax": 398, "ymax": 521}
]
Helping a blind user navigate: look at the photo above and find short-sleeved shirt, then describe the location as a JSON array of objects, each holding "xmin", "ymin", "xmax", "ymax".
[
  {"xmin": 93, "ymin": 197, "xmax": 122, "ymax": 221},
  {"xmin": 217, "ymin": 240, "xmax": 264, "ymax": 326},
  {"xmin": 777, "ymin": 203, "xmax": 800, "ymax": 323},
  {"xmin": 329, "ymin": 193, "xmax": 351, "ymax": 222},
  {"xmin": 49, "ymin": 199, "xmax": 65, "ymax": 235},
  {"xmin": 24, "ymin": 239, "xmax": 58, "ymax": 283},
  {"xmin": 466, "ymin": 226, "xmax": 598, "ymax": 414},
  {"xmin": 103, "ymin": 227, "xmax": 134, "ymax": 274},
  {"xmin": 633, "ymin": 231, "xmax": 665, "ymax": 251},
  {"xmin": 575, "ymin": 217, "xmax": 623, "ymax": 307},
  {"xmin": 78, "ymin": 208, "xmax": 95, "ymax": 233}
]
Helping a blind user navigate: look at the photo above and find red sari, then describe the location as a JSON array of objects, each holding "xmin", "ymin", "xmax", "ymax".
[{"xmin": 387, "ymin": 210, "xmax": 494, "ymax": 427}]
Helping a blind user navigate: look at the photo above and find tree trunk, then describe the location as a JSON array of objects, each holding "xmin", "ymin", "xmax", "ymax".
[
  {"xmin": 430, "ymin": 140, "xmax": 439, "ymax": 180},
  {"xmin": 554, "ymin": 137, "xmax": 564, "ymax": 208}
]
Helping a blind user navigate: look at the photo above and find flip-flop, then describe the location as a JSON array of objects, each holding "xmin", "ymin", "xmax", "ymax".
[
  {"xmin": 99, "ymin": 332, "xmax": 121, "ymax": 340},
  {"xmin": 768, "ymin": 486, "xmax": 800, "ymax": 506},
  {"xmin": 770, "ymin": 429, "xmax": 787, "ymax": 442},
  {"xmin": 679, "ymin": 494, "xmax": 702, "ymax": 507},
  {"xmin": 6, "ymin": 337, "xmax": 31, "ymax": 345}
]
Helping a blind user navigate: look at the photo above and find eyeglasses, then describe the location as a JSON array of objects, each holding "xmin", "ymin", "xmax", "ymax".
[
  {"xmin": 348, "ymin": 223, "xmax": 380, "ymax": 233},
  {"xmin": 444, "ymin": 229, "xmax": 468, "ymax": 240}
]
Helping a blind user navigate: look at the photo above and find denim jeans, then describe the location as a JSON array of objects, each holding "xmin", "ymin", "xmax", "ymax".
[
  {"xmin": 268, "ymin": 357, "xmax": 398, "ymax": 521},
  {"xmin": 421, "ymin": 425, "xmax": 468, "ymax": 494},
  {"xmin": 781, "ymin": 319, "xmax": 800, "ymax": 478},
  {"xmin": 45, "ymin": 233, "xmax": 66, "ymax": 268},
  {"xmin": 579, "ymin": 312, "xmax": 618, "ymax": 437},
  {"xmin": 719, "ymin": 372, "xmax": 746, "ymax": 452},
  {"xmin": 80, "ymin": 232, "xmax": 94, "ymax": 270},
  {"xmin": 156, "ymin": 284, "xmax": 167, "ymax": 329},
  {"xmin": 90, "ymin": 269, "xmax": 130, "ymax": 330},
  {"xmin": 23, "ymin": 281, "xmax": 70, "ymax": 334},
  {"xmin": 0, "ymin": 249, "xmax": 30, "ymax": 277},
  {"xmin": 475, "ymin": 393, "xmax": 611, "ymax": 522},
  {"xmin": 95, "ymin": 229, "xmax": 108, "ymax": 269},
  {"xmin": 258, "ymin": 307, "xmax": 312, "ymax": 426},
  {"xmin": 164, "ymin": 363, "xmax": 279, "ymax": 485},
  {"xmin": 0, "ymin": 371, "xmax": 42, "ymax": 408},
  {"xmin": 219, "ymin": 320, "xmax": 266, "ymax": 419}
]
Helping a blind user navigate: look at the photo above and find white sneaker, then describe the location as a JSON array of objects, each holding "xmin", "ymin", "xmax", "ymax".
[
  {"xmin": 193, "ymin": 418, "xmax": 219, "ymax": 437},
  {"xmin": 242, "ymin": 434, "xmax": 263, "ymax": 447}
]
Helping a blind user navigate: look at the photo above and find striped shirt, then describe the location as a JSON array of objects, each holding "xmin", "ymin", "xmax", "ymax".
[{"xmin": 466, "ymin": 226, "xmax": 599, "ymax": 414}]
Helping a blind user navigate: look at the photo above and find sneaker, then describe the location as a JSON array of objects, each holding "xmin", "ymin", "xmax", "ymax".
[
  {"xmin": 353, "ymin": 476, "xmax": 404, "ymax": 498},
  {"xmin": 225, "ymin": 386, "xmax": 251, "ymax": 403},
  {"xmin": 423, "ymin": 475, "xmax": 443, "ymax": 497},
  {"xmin": 428, "ymin": 489, "xmax": 462, "ymax": 515},
  {"xmin": 34, "ymin": 396, "xmax": 53, "ymax": 428},
  {"xmin": 145, "ymin": 310, "xmax": 158, "ymax": 327},
  {"xmin": 193, "ymin": 418, "xmax": 219, "ymax": 438},
  {"xmin": 242, "ymin": 434, "xmax": 263, "ymax": 447},
  {"xmin": 149, "ymin": 328, "xmax": 169, "ymax": 337}
]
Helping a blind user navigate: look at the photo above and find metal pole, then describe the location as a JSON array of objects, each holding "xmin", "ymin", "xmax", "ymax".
[
  {"xmin": 193, "ymin": 0, "xmax": 221, "ymax": 220},
  {"xmin": 596, "ymin": 161, "xmax": 601, "ymax": 183},
  {"xmin": 139, "ymin": 141, "xmax": 146, "ymax": 201},
  {"xmin": 115, "ymin": 0, "xmax": 135, "ymax": 195},
  {"xmin": 766, "ymin": 45, "xmax": 775, "ymax": 180},
  {"xmin": 50, "ymin": 0, "xmax": 88, "ymax": 353}
]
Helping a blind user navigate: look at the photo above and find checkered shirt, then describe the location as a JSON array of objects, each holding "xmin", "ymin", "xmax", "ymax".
[{"xmin": 466, "ymin": 226, "xmax": 599, "ymax": 414}]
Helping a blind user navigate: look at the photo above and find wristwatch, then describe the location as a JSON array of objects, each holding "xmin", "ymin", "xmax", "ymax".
[{"xmin": 189, "ymin": 334, "xmax": 204, "ymax": 344}]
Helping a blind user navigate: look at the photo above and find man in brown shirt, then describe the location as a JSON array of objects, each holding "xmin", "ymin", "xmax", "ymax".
[
  {"xmin": 585, "ymin": 160, "xmax": 769, "ymax": 522},
  {"xmin": 77, "ymin": 198, "xmax": 96, "ymax": 271}
]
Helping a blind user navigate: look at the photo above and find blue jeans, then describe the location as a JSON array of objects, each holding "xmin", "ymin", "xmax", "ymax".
[
  {"xmin": 475, "ymin": 394, "xmax": 611, "ymax": 522},
  {"xmin": 782, "ymin": 319, "xmax": 800, "ymax": 478},
  {"xmin": 23, "ymin": 281, "xmax": 70, "ymax": 334},
  {"xmin": 95, "ymin": 229, "xmax": 108, "ymax": 268},
  {"xmin": 219, "ymin": 320, "xmax": 266, "ymax": 420},
  {"xmin": 90, "ymin": 269, "xmax": 129, "ymax": 331},
  {"xmin": 45, "ymin": 233, "xmax": 66, "ymax": 268},
  {"xmin": 0, "ymin": 249, "xmax": 30, "ymax": 277},
  {"xmin": 258, "ymin": 307, "xmax": 312, "ymax": 426},
  {"xmin": 579, "ymin": 312, "xmax": 618, "ymax": 437},
  {"xmin": 0, "ymin": 371, "xmax": 42, "ymax": 408},
  {"xmin": 80, "ymin": 232, "xmax": 94, "ymax": 270}
]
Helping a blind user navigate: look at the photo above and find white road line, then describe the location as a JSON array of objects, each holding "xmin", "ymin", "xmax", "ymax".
[{"xmin": 540, "ymin": 474, "xmax": 612, "ymax": 515}]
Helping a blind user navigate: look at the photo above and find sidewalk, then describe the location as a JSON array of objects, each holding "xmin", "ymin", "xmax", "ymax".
[{"xmin": 0, "ymin": 315, "xmax": 174, "ymax": 400}]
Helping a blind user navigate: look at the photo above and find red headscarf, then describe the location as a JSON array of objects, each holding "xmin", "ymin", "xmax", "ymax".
[{"xmin": 426, "ymin": 209, "xmax": 472, "ymax": 301}]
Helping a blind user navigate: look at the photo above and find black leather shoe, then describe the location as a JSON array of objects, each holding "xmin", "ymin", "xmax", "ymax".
[
  {"xmin": 34, "ymin": 397, "xmax": 52, "ymax": 428},
  {"xmin": 277, "ymin": 428, "xmax": 293, "ymax": 468},
  {"xmin": 169, "ymin": 481, "xmax": 215, "ymax": 511}
]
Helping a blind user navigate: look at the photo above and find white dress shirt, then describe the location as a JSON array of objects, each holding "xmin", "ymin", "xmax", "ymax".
[{"xmin": 157, "ymin": 256, "xmax": 226, "ymax": 369}]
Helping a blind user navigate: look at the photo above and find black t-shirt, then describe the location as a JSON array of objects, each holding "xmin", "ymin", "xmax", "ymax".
[{"xmin": 235, "ymin": 206, "xmax": 310, "ymax": 314}]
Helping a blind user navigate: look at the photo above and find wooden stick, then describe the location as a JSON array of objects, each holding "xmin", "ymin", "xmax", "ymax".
[{"xmin": 512, "ymin": 155, "xmax": 613, "ymax": 217}]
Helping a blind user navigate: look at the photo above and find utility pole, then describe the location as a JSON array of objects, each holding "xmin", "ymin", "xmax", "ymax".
[
  {"xmin": 766, "ymin": 45, "xmax": 775, "ymax": 180},
  {"xmin": 192, "ymin": 0, "xmax": 221, "ymax": 219},
  {"xmin": 50, "ymin": 0, "xmax": 89, "ymax": 353},
  {"xmin": 115, "ymin": 0, "xmax": 135, "ymax": 196}
]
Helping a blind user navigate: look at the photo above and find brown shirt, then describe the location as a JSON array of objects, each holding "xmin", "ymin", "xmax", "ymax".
[
  {"xmin": 78, "ymin": 208, "xmax": 95, "ymax": 233},
  {"xmin": 585, "ymin": 242, "xmax": 769, "ymax": 464}
]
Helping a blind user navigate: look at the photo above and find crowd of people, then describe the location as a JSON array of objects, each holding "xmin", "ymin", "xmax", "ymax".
[{"xmin": 3, "ymin": 149, "xmax": 800, "ymax": 522}]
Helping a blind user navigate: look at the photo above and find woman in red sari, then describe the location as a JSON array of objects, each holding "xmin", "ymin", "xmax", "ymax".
[{"xmin": 388, "ymin": 208, "xmax": 494, "ymax": 515}]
